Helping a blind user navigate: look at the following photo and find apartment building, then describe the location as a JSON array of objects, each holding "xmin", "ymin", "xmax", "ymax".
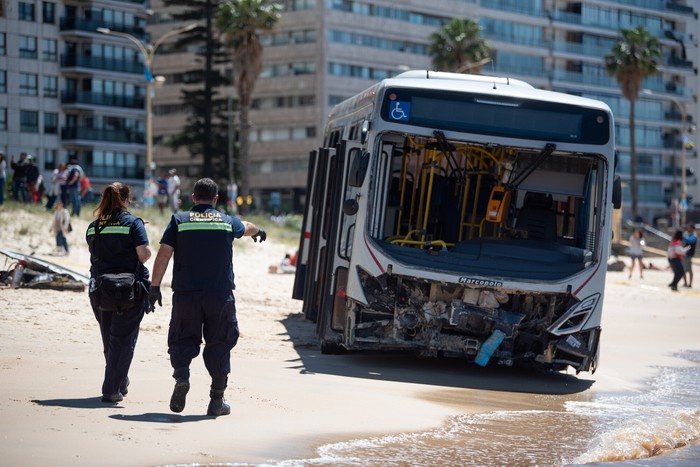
[
  {"xmin": 1, "ymin": 0, "xmax": 150, "ymax": 197},
  {"xmin": 150, "ymin": 0, "xmax": 698, "ymax": 220},
  {"xmin": 2, "ymin": 0, "xmax": 697, "ymax": 222}
]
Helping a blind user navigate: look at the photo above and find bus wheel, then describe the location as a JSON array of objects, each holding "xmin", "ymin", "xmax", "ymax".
[{"xmin": 320, "ymin": 340, "xmax": 344, "ymax": 355}]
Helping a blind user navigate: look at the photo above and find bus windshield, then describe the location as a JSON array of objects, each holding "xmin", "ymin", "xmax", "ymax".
[
  {"xmin": 368, "ymin": 132, "xmax": 604, "ymax": 281},
  {"xmin": 380, "ymin": 88, "xmax": 610, "ymax": 145}
]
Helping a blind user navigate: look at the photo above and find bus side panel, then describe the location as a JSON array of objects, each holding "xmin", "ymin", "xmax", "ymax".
[
  {"xmin": 292, "ymin": 150, "xmax": 319, "ymax": 300},
  {"xmin": 317, "ymin": 140, "xmax": 362, "ymax": 346},
  {"xmin": 302, "ymin": 149, "xmax": 333, "ymax": 323}
]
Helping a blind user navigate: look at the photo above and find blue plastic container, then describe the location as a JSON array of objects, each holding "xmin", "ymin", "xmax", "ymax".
[{"xmin": 474, "ymin": 329, "xmax": 506, "ymax": 367}]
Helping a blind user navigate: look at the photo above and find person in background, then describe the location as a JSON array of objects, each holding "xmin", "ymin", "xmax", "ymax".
[
  {"xmin": 0, "ymin": 152, "xmax": 6, "ymax": 206},
  {"xmin": 66, "ymin": 157, "xmax": 84, "ymax": 216},
  {"xmin": 167, "ymin": 169, "xmax": 181, "ymax": 214},
  {"xmin": 667, "ymin": 229, "xmax": 689, "ymax": 292},
  {"xmin": 156, "ymin": 172, "xmax": 169, "ymax": 215},
  {"xmin": 80, "ymin": 174, "xmax": 93, "ymax": 204},
  {"xmin": 25, "ymin": 156, "xmax": 40, "ymax": 203},
  {"xmin": 49, "ymin": 201, "xmax": 71, "ymax": 255},
  {"xmin": 148, "ymin": 178, "xmax": 266, "ymax": 417},
  {"xmin": 628, "ymin": 229, "xmax": 645, "ymax": 279},
  {"xmin": 10, "ymin": 152, "xmax": 29, "ymax": 203},
  {"xmin": 46, "ymin": 163, "xmax": 67, "ymax": 210},
  {"xmin": 682, "ymin": 224, "xmax": 696, "ymax": 288},
  {"xmin": 86, "ymin": 182, "xmax": 152, "ymax": 403}
]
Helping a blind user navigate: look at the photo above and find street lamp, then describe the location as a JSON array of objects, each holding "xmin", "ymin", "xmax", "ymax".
[
  {"xmin": 97, "ymin": 23, "xmax": 198, "ymax": 201},
  {"xmin": 642, "ymin": 89, "xmax": 688, "ymax": 226}
]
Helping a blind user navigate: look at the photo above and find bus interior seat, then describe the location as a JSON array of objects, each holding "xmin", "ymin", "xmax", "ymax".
[{"xmin": 514, "ymin": 192, "xmax": 557, "ymax": 242}]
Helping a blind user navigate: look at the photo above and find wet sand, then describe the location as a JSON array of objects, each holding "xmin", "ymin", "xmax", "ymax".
[{"xmin": 1, "ymin": 207, "xmax": 699, "ymax": 466}]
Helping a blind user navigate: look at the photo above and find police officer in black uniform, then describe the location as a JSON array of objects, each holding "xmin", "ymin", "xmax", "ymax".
[
  {"xmin": 148, "ymin": 178, "xmax": 266, "ymax": 416},
  {"xmin": 86, "ymin": 182, "xmax": 151, "ymax": 403}
]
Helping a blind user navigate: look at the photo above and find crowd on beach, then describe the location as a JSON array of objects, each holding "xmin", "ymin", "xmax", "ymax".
[
  {"xmin": 0, "ymin": 151, "xmax": 92, "ymax": 212},
  {"xmin": 628, "ymin": 224, "xmax": 697, "ymax": 291},
  {"xmin": 1, "ymin": 150, "xmax": 184, "ymax": 257}
]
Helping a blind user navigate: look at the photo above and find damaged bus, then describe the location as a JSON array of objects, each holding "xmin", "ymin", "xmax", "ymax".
[{"xmin": 293, "ymin": 70, "xmax": 621, "ymax": 374}]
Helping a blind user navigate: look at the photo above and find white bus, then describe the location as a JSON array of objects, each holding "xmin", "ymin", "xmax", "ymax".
[{"xmin": 293, "ymin": 70, "xmax": 621, "ymax": 373}]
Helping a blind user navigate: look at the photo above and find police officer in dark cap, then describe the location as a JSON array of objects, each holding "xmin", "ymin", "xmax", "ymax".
[{"xmin": 148, "ymin": 177, "xmax": 266, "ymax": 416}]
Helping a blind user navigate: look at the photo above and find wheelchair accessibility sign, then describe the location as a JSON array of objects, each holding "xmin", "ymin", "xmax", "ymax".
[{"xmin": 390, "ymin": 101, "xmax": 411, "ymax": 121}]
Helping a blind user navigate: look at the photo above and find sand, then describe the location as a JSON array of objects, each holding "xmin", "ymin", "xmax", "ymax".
[{"xmin": 1, "ymin": 206, "xmax": 699, "ymax": 466}]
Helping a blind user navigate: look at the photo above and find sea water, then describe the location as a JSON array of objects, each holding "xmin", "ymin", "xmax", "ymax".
[{"xmin": 216, "ymin": 350, "xmax": 700, "ymax": 467}]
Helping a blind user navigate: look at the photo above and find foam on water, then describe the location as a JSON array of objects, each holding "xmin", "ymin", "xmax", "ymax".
[
  {"xmin": 570, "ymin": 350, "xmax": 700, "ymax": 464},
  {"xmin": 208, "ymin": 351, "xmax": 700, "ymax": 467}
]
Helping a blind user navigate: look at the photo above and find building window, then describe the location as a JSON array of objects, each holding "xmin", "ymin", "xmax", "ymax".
[
  {"xmin": 19, "ymin": 35, "xmax": 38, "ymax": 59},
  {"xmin": 0, "ymin": 108, "xmax": 7, "ymax": 131},
  {"xmin": 44, "ymin": 112, "xmax": 58, "ymax": 134},
  {"xmin": 19, "ymin": 2, "xmax": 36, "ymax": 21},
  {"xmin": 43, "ymin": 75, "xmax": 58, "ymax": 97},
  {"xmin": 20, "ymin": 73, "xmax": 38, "ymax": 95},
  {"xmin": 0, "ymin": 71, "xmax": 6, "ymax": 93},
  {"xmin": 42, "ymin": 38, "xmax": 57, "ymax": 61},
  {"xmin": 42, "ymin": 2, "xmax": 55, "ymax": 23},
  {"xmin": 0, "ymin": 33, "xmax": 6, "ymax": 56},
  {"xmin": 43, "ymin": 149, "xmax": 58, "ymax": 170},
  {"xmin": 20, "ymin": 110, "xmax": 39, "ymax": 133}
]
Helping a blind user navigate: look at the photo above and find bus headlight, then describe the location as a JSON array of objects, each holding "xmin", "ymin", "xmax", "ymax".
[{"xmin": 547, "ymin": 293, "xmax": 600, "ymax": 336}]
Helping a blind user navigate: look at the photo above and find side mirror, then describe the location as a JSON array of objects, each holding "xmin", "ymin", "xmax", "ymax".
[
  {"xmin": 612, "ymin": 175, "xmax": 622, "ymax": 209},
  {"xmin": 360, "ymin": 120, "xmax": 371, "ymax": 144},
  {"xmin": 348, "ymin": 149, "xmax": 370, "ymax": 187},
  {"xmin": 342, "ymin": 198, "xmax": 359, "ymax": 216}
]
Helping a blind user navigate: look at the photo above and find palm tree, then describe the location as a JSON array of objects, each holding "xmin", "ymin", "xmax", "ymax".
[
  {"xmin": 215, "ymin": 0, "xmax": 281, "ymax": 212},
  {"xmin": 605, "ymin": 26, "xmax": 660, "ymax": 219},
  {"xmin": 429, "ymin": 18, "xmax": 491, "ymax": 73}
]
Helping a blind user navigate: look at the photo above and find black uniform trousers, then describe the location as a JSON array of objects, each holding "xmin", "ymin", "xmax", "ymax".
[
  {"xmin": 92, "ymin": 304, "xmax": 144, "ymax": 395},
  {"xmin": 168, "ymin": 291, "xmax": 239, "ymax": 380}
]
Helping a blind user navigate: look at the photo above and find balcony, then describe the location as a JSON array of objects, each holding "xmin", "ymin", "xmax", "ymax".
[
  {"xmin": 61, "ymin": 90, "xmax": 145, "ymax": 110},
  {"xmin": 665, "ymin": 1, "xmax": 695, "ymax": 15},
  {"xmin": 553, "ymin": 70, "xmax": 617, "ymax": 88},
  {"xmin": 60, "ymin": 17, "xmax": 148, "ymax": 40},
  {"xmin": 666, "ymin": 56, "xmax": 694, "ymax": 69},
  {"xmin": 61, "ymin": 127, "xmax": 145, "ymax": 144},
  {"xmin": 480, "ymin": 0, "xmax": 548, "ymax": 17},
  {"xmin": 61, "ymin": 54, "xmax": 144, "ymax": 75},
  {"xmin": 90, "ymin": 165, "xmax": 143, "ymax": 179}
]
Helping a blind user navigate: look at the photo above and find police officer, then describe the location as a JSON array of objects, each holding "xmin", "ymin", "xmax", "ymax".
[
  {"xmin": 148, "ymin": 178, "xmax": 266, "ymax": 416},
  {"xmin": 87, "ymin": 182, "xmax": 151, "ymax": 403}
]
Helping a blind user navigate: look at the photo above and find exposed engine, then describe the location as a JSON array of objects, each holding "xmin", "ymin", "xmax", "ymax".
[{"xmin": 350, "ymin": 270, "xmax": 599, "ymax": 373}]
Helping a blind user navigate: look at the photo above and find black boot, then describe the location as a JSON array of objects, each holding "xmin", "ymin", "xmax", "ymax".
[
  {"xmin": 119, "ymin": 376, "xmax": 130, "ymax": 396},
  {"xmin": 207, "ymin": 376, "xmax": 230, "ymax": 417},
  {"xmin": 169, "ymin": 368, "xmax": 190, "ymax": 413}
]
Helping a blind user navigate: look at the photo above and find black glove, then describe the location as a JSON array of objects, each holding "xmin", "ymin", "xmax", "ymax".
[
  {"xmin": 252, "ymin": 229, "xmax": 267, "ymax": 243},
  {"xmin": 148, "ymin": 285, "xmax": 162, "ymax": 313}
]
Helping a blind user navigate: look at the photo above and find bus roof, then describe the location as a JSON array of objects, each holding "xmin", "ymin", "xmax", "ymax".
[
  {"xmin": 327, "ymin": 70, "xmax": 612, "ymax": 122},
  {"xmin": 386, "ymin": 70, "xmax": 612, "ymax": 113}
]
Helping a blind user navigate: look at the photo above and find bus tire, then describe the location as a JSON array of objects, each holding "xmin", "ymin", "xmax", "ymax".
[{"xmin": 320, "ymin": 340, "xmax": 344, "ymax": 355}]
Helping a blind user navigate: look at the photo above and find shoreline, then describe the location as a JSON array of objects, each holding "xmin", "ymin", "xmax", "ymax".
[{"xmin": 1, "ymin": 207, "xmax": 699, "ymax": 466}]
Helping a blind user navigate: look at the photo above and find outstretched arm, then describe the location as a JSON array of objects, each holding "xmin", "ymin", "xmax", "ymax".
[
  {"xmin": 242, "ymin": 221, "xmax": 266, "ymax": 242},
  {"xmin": 151, "ymin": 244, "xmax": 174, "ymax": 286}
]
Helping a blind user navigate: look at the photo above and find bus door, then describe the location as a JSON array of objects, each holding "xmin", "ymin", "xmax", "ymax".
[
  {"xmin": 317, "ymin": 140, "xmax": 366, "ymax": 352},
  {"xmin": 292, "ymin": 150, "xmax": 318, "ymax": 301},
  {"xmin": 295, "ymin": 148, "xmax": 332, "ymax": 323}
]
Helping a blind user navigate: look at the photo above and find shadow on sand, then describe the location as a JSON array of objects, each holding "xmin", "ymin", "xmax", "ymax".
[
  {"xmin": 32, "ymin": 399, "xmax": 211, "ymax": 423},
  {"xmin": 109, "ymin": 413, "xmax": 211, "ymax": 423},
  {"xmin": 32, "ymin": 397, "xmax": 114, "ymax": 409},
  {"xmin": 279, "ymin": 313, "xmax": 594, "ymax": 396}
]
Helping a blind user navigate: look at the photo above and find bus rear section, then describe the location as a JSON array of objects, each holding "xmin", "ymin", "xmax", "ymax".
[{"xmin": 294, "ymin": 75, "xmax": 618, "ymax": 374}]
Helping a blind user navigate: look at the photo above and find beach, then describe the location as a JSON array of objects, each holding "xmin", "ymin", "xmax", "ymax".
[{"xmin": 1, "ymin": 206, "xmax": 699, "ymax": 466}]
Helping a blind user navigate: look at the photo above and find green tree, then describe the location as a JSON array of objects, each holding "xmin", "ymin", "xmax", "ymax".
[
  {"xmin": 162, "ymin": 0, "xmax": 227, "ymax": 178},
  {"xmin": 429, "ymin": 18, "xmax": 491, "ymax": 73},
  {"xmin": 605, "ymin": 26, "xmax": 660, "ymax": 218},
  {"xmin": 215, "ymin": 0, "xmax": 281, "ymax": 212}
]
